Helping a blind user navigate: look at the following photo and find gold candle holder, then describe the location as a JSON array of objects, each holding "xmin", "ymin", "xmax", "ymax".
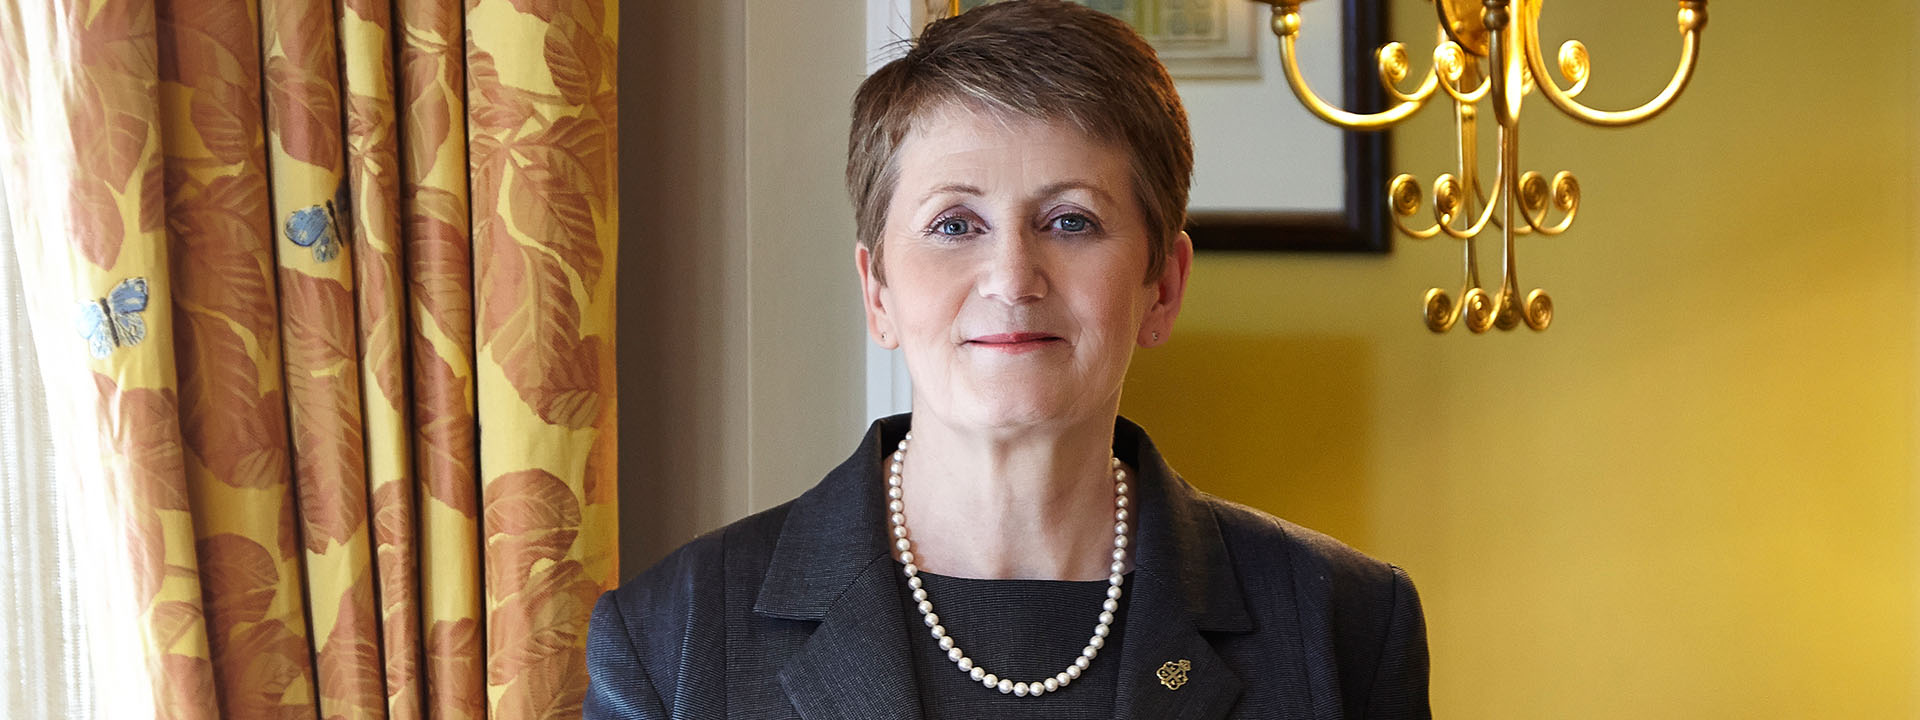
[{"xmin": 1255, "ymin": 0, "xmax": 1708, "ymax": 333}]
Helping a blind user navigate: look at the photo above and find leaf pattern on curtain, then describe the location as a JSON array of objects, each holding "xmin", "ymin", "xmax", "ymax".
[
  {"xmin": 397, "ymin": 0, "xmax": 487, "ymax": 716},
  {"xmin": 260, "ymin": 0, "xmax": 382, "ymax": 717},
  {"xmin": 469, "ymin": 0, "xmax": 620, "ymax": 714},
  {"xmin": 339, "ymin": 0, "xmax": 426, "ymax": 716},
  {"xmin": 0, "ymin": 0, "xmax": 618, "ymax": 717},
  {"xmin": 154, "ymin": 1, "xmax": 319, "ymax": 717}
]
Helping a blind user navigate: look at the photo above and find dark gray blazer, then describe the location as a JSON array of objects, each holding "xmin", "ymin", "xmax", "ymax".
[{"xmin": 586, "ymin": 415, "xmax": 1430, "ymax": 719}]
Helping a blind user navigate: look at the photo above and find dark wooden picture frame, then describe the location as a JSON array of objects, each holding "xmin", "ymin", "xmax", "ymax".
[{"xmin": 1186, "ymin": 0, "xmax": 1391, "ymax": 253}]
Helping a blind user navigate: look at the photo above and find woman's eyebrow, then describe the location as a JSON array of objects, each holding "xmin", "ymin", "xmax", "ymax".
[
  {"xmin": 920, "ymin": 183, "xmax": 983, "ymax": 203},
  {"xmin": 1031, "ymin": 180, "xmax": 1111, "ymax": 205}
]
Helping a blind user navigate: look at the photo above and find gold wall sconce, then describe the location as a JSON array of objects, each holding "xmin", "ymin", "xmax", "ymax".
[{"xmin": 1256, "ymin": 0, "xmax": 1708, "ymax": 333}]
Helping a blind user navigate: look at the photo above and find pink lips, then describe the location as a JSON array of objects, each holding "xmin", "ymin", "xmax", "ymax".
[{"xmin": 966, "ymin": 332, "xmax": 1062, "ymax": 354}]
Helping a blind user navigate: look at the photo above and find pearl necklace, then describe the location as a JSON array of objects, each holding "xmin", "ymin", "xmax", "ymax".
[{"xmin": 885, "ymin": 432, "xmax": 1131, "ymax": 698}]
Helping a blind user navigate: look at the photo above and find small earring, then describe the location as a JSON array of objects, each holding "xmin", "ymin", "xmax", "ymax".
[{"xmin": 1151, "ymin": 331, "xmax": 1160, "ymax": 343}]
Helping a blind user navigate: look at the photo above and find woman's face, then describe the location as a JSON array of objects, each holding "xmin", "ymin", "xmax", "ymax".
[{"xmin": 857, "ymin": 106, "xmax": 1191, "ymax": 436}]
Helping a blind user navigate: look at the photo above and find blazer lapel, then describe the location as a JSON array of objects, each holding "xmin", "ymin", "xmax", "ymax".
[
  {"xmin": 1111, "ymin": 418, "xmax": 1255, "ymax": 720},
  {"xmin": 775, "ymin": 555, "xmax": 927, "ymax": 720},
  {"xmin": 1114, "ymin": 566, "xmax": 1246, "ymax": 719},
  {"xmin": 756, "ymin": 415, "xmax": 926, "ymax": 720}
]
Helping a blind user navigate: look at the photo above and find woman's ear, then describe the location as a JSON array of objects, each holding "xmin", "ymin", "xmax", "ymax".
[
  {"xmin": 1138, "ymin": 231, "xmax": 1193, "ymax": 347},
  {"xmin": 856, "ymin": 244, "xmax": 899, "ymax": 349}
]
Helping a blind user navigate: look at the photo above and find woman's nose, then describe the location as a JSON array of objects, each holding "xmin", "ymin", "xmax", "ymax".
[{"xmin": 976, "ymin": 229, "xmax": 1048, "ymax": 304}]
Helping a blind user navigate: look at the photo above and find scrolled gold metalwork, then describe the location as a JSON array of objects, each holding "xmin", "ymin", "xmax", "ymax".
[
  {"xmin": 1521, "ymin": 0, "xmax": 1707, "ymax": 127},
  {"xmin": 1377, "ymin": 42, "xmax": 1442, "ymax": 104},
  {"xmin": 1462, "ymin": 287, "xmax": 1497, "ymax": 334},
  {"xmin": 1256, "ymin": 2, "xmax": 1430, "ymax": 130},
  {"xmin": 1253, "ymin": 0, "xmax": 1705, "ymax": 333},
  {"xmin": 1557, "ymin": 41, "xmax": 1590, "ymax": 97},
  {"xmin": 1516, "ymin": 170, "xmax": 1579, "ymax": 236},
  {"xmin": 1434, "ymin": 42, "xmax": 1490, "ymax": 104},
  {"xmin": 1523, "ymin": 288, "xmax": 1553, "ymax": 330}
]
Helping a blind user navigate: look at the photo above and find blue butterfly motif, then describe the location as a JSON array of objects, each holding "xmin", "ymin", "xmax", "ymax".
[
  {"xmin": 286, "ymin": 198, "xmax": 343, "ymax": 263},
  {"xmin": 75, "ymin": 277, "xmax": 150, "ymax": 359}
]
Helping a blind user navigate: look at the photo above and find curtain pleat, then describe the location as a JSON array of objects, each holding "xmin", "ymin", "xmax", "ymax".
[
  {"xmin": 155, "ymin": 0, "xmax": 319, "ymax": 718},
  {"xmin": 338, "ymin": 0, "xmax": 426, "ymax": 717},
  {"xmin": 0, "ymin": 2, "xmax": 223, "ymax": 718},
  {"xmin": 466, "ymin": 0, "xmax": 620, "ymax": 714},
  {"xmin": 1, "ymin": 0, "xmax": 617, "ymax": 717},
  {"xmin": 395, "ymin": 0, "xmax": 488, "ymax": 716},
  {"xmin": 258, "ymin": 0, "xmax": 386, "ymax": 718}
]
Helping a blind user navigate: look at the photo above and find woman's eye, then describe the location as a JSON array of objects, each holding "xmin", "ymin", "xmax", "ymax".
[
  {"xmin": 932, "ymin": 217, "xmax": 973, "ymax": 236},
  {"xmin": 1051, "ymin": 213, "xmax": 1094, "ymax": 233}
]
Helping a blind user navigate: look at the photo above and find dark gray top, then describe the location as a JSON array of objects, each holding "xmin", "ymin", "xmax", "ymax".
[
  {"xmin": 901, "ymin": 571, "xmax": 1129, "ymax": 718},
  {"xmin": 585, "ymin": 414, "xmax": 1431, "ymax": 719}
]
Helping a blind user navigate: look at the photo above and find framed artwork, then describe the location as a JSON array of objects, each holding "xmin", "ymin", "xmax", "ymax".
[{"xmin": 894, "ymin": 0, "xmax": 1391, "ymax": 253}]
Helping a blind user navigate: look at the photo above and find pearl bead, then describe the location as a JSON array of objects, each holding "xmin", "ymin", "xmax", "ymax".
[{"xmin": 888, "ymin": 444, "xmax": 1130, "ymax": 699}]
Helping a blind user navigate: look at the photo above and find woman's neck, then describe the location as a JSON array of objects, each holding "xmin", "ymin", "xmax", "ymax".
[{"xmin": 894, "ymin": 411, "xmax": 1127, "ymax": 581}]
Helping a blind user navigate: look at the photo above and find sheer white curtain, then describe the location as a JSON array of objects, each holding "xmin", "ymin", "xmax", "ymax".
[{"xmin": 0, "ymin": 158, "xmax": 93, "ymax": 718}]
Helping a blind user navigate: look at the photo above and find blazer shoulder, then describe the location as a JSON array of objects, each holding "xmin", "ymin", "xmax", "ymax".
[
  {"xmin": 594, "ymin": 501, "xmax": 794, "ymax": 671},
  {"xmin": 1198, "ymin": 493, "xmax": 1430, "ymax": 718},
  {"xmin": 1200, "ymin": 492, "xmax": 1405, "ymax": 590},
  {"xmin": 608, "ymin": 499, "xmax": 792, "ymax": 611}
]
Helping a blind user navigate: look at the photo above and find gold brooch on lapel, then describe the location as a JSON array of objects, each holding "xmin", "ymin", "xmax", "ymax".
[{"xmin": 1156, "ymin": 659, "xmax": 1191, "ymax": 690}]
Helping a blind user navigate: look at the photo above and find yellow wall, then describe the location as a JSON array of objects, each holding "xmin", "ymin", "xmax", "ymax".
[{"xmin": 1121, "ymin": 1, "xmax": 1920, "ymax": 717}]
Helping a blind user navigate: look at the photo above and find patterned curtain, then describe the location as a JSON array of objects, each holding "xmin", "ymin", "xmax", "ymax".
[{"xmin": 0, "ymin": 0, "xmax": 618, "ymax": 718}]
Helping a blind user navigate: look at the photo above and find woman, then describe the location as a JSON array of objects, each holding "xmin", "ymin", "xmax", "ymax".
[{"xmin": 586, "ymin": 2, "xmax": 1429, "ymax": 717}]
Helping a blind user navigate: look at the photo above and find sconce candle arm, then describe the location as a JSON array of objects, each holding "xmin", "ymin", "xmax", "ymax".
[
  {"xmin": 1522, "ymin": 1, "xmax": 1707, "ymax": 128},
  {"xmin": 1267, "ymin": 4, "xmax": 1425, "ymax": 131}
]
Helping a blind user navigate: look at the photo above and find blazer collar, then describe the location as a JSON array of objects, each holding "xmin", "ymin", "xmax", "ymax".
[{"xmin": 756, "ymin": 414, "xmax": 1252, "ymax": 719}]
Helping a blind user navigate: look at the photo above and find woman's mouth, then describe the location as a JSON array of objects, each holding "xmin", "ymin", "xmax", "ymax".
[{"xmin": 965, "ymin": 333, "xmax": 1064, "ymax": 354}]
